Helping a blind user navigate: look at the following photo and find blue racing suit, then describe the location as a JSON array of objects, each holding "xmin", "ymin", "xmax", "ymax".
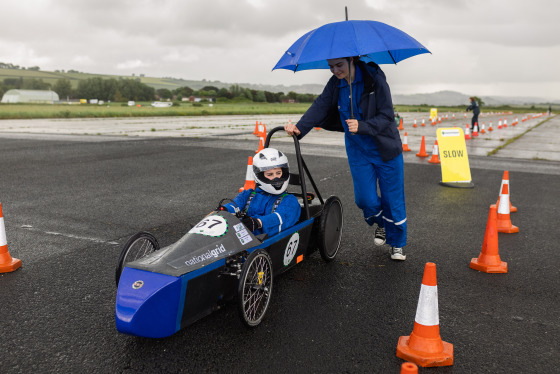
[
  {"xmin": 295, "ymin": 60, "xmax": 407, "ymax": 248},
  {"xmin": 224, "ymin": 188, "xmax": 301, "ymax": 237}
]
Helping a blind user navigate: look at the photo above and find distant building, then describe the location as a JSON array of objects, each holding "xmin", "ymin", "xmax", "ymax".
[
  {"xmin": 1, "ymin": 89, "xmax": 59, "ymax": 104},
  {"xmin": 187, "ymin": 96, "xmax": 212, "ymax": 103}
]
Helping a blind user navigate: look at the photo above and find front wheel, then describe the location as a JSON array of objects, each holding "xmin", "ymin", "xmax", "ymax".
[
  {"xmin": 115, "ymin": 232, "xmax": 160, "ymax": 287},
  {"xmin": 318, "ymin": 196, "xmax": 343, "ymax": 262},
  {"xmin": 236, "ymin": 249, "xmax": 273, "ymax": 327}
]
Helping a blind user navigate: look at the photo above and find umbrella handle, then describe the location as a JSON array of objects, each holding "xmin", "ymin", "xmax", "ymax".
[{"xmin": 348, "ymin": 57, "xmax": 356, "ymax": 135}]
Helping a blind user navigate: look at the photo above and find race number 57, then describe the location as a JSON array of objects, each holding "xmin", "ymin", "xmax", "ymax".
[
  {"xmin": 283, "ymin": 232, "xmax": 300, "ymax": 266},
  {"xmin": 189, "ymin": 215, "xmax": 228, "ymax": 237}
]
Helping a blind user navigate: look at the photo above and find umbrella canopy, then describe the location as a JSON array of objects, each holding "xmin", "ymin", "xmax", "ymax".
[{"xmin": 273, "ymin": 20, "xmax": 430, "ymax": 72}]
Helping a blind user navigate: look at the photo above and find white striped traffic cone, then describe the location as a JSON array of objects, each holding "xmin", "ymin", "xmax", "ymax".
[
  {"xmin": 402, "ymin": 132, "xmax": 411, "ymax": 152},
  {"xmin": 494, "ymin": 171, "xmax": 517, "ymax": 213},
  {"xmin": 239, "ymin": 157, "xmax": 256, "ymax": 192},
  {"xmin": 494, "ymin": 181, "xmax": 519, "ymax": 233},
  {"xmin": 0, "ymin": 203, "xmax": 22, "ymax": 273},
  {"xmin": 428, "ymin": 140, "xmax": 440, "ymax": 164},
  {"xmin": 396, "ymin": 262, "xmax": 453, "ymax": 367}
]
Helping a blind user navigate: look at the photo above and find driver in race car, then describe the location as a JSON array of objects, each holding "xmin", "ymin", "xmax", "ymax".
[{"xmin": 222, "ymin": 148, "xmax": 301, "ymax": 237}]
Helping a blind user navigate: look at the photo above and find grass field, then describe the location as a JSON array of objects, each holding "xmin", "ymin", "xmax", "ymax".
[
  {"xmin": 0, "ymin": 102, "xmax": 314, "ymax": 119},
  {"xmin": 0, "ymin": 101, "xmax": 548, "ymax": 120}
]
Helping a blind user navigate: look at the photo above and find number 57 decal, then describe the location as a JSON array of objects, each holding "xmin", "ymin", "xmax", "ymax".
[{"xmin": 189, "ymin": 215, "xmax": 228, "ymax": 237}]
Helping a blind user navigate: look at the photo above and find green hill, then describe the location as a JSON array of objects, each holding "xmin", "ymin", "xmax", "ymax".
[
  {"xmin": 0, "ymin": 67, "xmax": 324, "ymax": 94},
  {"xmin": 0, "ymin": 68, "xmax": 196, "ymax": 90}
]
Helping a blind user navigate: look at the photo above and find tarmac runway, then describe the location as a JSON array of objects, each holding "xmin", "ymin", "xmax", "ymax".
[{"xmin": 0, "ymin": 113, "xmax": 558, "ymax": 373}]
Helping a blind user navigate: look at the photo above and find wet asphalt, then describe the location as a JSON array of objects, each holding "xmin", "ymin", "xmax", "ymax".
[{"xmin": 0, "ymin": 115, "xmax": 558, "ymax": 373}]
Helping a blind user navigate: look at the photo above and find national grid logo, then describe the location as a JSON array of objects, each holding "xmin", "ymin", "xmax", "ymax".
[{"xmin": 184, "ymin": 244, "xmax": 227, "ymax": 266}]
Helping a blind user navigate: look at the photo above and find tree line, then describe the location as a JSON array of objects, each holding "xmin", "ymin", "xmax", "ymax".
[
  {"xmin": 1, "ymin": 76, "xmax": 315, "ymax": 104},
  {"xmin": 159, "ymin": 84, "xmax": 315, "ymax": 103},
  {"xmin": 0, "ymin": 62, "xmax": 315, "ymax": 103},
  {"xmin": 0, "ymin": 62, "xmax": 40, "ymax": 70}
]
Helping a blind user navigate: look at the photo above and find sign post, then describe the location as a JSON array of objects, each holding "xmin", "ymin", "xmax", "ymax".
[{"xmin": 437, "ymin": 128, "xmax": 474, "ymax": 188}]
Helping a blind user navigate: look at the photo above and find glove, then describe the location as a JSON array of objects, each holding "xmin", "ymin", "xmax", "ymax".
[{"xmin": 241, "ymin": 216, "xmax": 262, "ymax": 232}]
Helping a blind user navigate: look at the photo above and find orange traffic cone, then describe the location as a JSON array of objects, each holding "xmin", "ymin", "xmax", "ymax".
[
  {"xmin": 494, "ymin": 171, "xmax": 517, "ymax": 213},
  {"xmin": 465, "ymin": 125, "xmax": 471, "ymax": 140},
  {"xmin": 255, "ymin": 137, "xmax": 265, "ymax": 154},
  {"xmin": 421, "ymin": 119, "xmax": 426, "ymax": 127},
  {"xmin": 399, "ymin": 117, "xmax": 404, "ymax": 130},
  {"xmin": 494, "ymin": 182, "xmax": 519, "ymax": 233},
  {"xmin": 239, "ymin": 156, "xmax": 256, "ymax": 192},
  {"xmin": 252, "ymin": 120, "xmax": 259, "ymax": 135},
  {"xmin": 488, "ymin": 121, "xmax": 493, "ymax": 131},
  {"xmin": 413, "ymin": 119, "xmax": 417, "ymax": 128},
  {"xmin": 503, "ymin": 118, "xmax": 508, "ymax": 128},
  {"xmin": 470, "ymin": 205, "xmax": 507, "ymax": 273},
  {"xmin": 416, "ymin": 136, "xmax": 429, "ymax": 157},
  {"xmin": 402, "ymin": 132, "xmax": 411, "ymax": 152},
  {"xmin": 428, "ymin": 140, "xmax": 441, "ymax": 164},
  {"xmin": 396, "ymin": 262, "xmax": 453, "ymax": 367},
  {"xmin": 0, "ymin": 203, "xmax": 22, "ymax": 273},
  {"xmin": 480, "ymin": 123, "xmax": 486, "ymax": 134},
  {"xmin": 472, "ymin": 122, "xmax": 479, "ymax": 137},
  {"xmin": 498, "ymin": 119, "xmax": 502, "ymax": 129},
  {"xmin": 401, "ymin": 362, "xmax": 418, "ymax": 374},
  {"xmin": 255, "ymin": 122, "xmax": 267, "ymax": 153}
]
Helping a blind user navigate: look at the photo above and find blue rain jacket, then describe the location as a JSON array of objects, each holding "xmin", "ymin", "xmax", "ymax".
[
  {"xmin": 224, "ymin": 188, "xmax": 301, "ymax": 237},
  {"xmin": 295, "ymin": 60, "xmax": 401, "ymax": 162},
  {"xmin": 466, "ymin": 100, "xmax": 480, "ymax": 115}
]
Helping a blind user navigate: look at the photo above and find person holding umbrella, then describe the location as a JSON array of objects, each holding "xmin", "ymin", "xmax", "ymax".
[
  {"xmin": 276, "ymin": 17, "xmax": 429, "ymax": 261},
  {"xmin": 284, "ymin": 56, "xmax": 407, "ymax": 260}
]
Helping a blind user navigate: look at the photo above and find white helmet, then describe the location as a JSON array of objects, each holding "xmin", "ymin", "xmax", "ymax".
[{"xmin": 253, "ymin": 148, "xmax": 290, "ymax": 195}]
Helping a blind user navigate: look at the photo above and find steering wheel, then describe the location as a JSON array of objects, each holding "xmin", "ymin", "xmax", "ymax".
[{"xmin": 216, "ymin": 198, "xmax": 245, "ymax": 218}]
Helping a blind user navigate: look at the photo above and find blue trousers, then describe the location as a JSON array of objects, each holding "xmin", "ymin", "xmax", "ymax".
[
  {"xmin": 346, "ymin": 141, "xmax": 407, "ymax": 248},
  {"xmin": 471, "ymin": 113, "xmax": 479, "ymax": 130}
]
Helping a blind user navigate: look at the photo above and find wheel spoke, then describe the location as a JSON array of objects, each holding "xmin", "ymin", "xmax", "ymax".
[
  {"xmin": 242, "ymin": 254, "xmax": 271, "ymax": 324},
  {"xmin": 125, "ymin": 238, "xmax": 156, "ymax": 263}
]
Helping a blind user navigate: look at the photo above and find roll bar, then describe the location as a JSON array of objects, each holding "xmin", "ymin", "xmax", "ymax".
[{"xmin": 264, "ymin": 126, "xmax": 324, "ymax": 220}]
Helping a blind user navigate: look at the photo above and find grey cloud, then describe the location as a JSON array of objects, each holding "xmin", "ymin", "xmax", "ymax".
[{"xmin": 1, "ymin": 0, "xmax": 559, "ymax": 100}]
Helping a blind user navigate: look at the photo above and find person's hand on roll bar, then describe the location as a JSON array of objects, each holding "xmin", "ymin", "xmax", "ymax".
[{"xmin": 284, "ymin": 121, "xmax": 301, "ymax": 136}]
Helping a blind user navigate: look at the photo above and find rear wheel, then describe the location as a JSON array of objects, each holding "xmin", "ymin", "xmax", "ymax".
[
  {"xmin": 318, "ymin": 196, "xmax": 343, "ymax": 262},
  {"xmin": 115, "ymin": 232, "xmax": 159, "ymax": 287},
  {"xmin": 237, "ymin": 250, "xmax": 273, "ymax": 327}
]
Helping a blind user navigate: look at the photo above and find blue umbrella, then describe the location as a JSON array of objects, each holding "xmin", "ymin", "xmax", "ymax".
[{"xmin": 273, "ymin": 20, "xmax": 430, "ymax": 72}]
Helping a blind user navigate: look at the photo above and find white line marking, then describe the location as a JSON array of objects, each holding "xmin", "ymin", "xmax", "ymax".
[{"xmin": 21, "ymin": 225, "xmax": 119, "ymax": 245}]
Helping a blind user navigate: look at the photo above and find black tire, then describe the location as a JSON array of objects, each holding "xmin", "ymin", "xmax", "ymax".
[
  {"xmin": 237, "ymin": 249, "xmax": 273, "ymax": 327},
  {"xmin": 318, "ymin": 196, "xmax": 343, "ymax": 262},
  {"xmin": 115, "ymin": 232, "xmax": 160, "ymax": 287}
]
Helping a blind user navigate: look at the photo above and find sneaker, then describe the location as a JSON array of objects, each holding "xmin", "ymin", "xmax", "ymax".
[
  {"xmin": 390, "ymin": 247, "xmax": 406, "ymax": 261},
  {"xmin": 374, "ymin": 226, "xmax": 386, "ymax": 246}
]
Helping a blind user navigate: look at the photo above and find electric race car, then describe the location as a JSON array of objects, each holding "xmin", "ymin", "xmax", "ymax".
[{"xmin": 115, "ymin": 127, "xmax": 344, "ymax": 338}]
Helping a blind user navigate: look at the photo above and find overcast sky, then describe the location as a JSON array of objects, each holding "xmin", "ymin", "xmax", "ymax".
[{"xmin": 2, "ymin": 0, "xmax": 559, "ymax": 100}]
